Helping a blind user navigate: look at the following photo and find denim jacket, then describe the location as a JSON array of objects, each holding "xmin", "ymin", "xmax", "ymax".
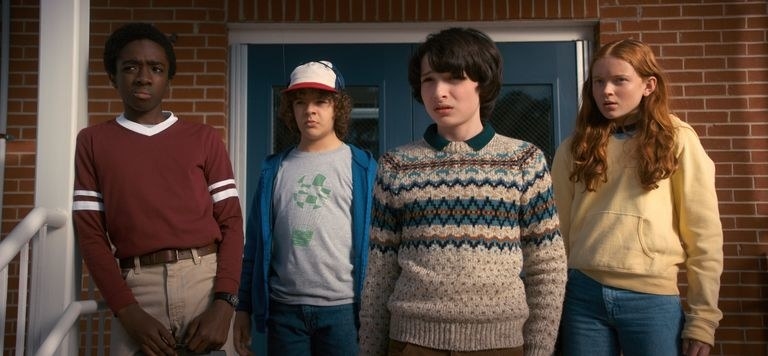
[{"xmin": 237, "ymin": 144, "xmax": 377, "ymax": 332}]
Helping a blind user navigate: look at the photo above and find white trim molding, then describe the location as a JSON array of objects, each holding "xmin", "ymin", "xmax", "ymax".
[{"xmin": 228, "ymin": 20, "xmax": 595, "ymax": 44}]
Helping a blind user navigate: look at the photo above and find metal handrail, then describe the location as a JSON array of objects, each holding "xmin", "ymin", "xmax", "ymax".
[
  {"xmin": 0, "ymin": 207, "xmax": 67, "ymax": 354},
  {"xmin": 0, "ymin": 206, "xmax": 67, "ymax": 269},
  {"xmin": 35, "ymin": 299, "xmax": 106, "ymax": 356}
]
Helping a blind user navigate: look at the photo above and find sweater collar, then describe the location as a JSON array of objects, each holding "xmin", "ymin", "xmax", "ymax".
[{"xmin": 423, "ymin": 123, "xmax": 495, "ymax": 151}]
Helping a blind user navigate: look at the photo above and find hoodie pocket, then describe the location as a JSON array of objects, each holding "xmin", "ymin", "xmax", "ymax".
[{"xmin": 569, "ymin": 211, "xmax": 668, "ymax": 274}]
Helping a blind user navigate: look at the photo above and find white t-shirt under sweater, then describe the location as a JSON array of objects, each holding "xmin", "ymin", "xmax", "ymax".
[{"xmin": 270, "ymin": 144, "xmax": 354, "ymax": 306}]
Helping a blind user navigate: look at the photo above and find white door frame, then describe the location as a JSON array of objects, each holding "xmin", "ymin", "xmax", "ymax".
[{"xmin": 227, "ymin": 21, "xmax": 595, "ymax": 209}]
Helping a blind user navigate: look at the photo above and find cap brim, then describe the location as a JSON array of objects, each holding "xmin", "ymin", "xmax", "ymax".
[{"xmin": 283, "ymin": 82, "xmax": 338, "ymax": 93}]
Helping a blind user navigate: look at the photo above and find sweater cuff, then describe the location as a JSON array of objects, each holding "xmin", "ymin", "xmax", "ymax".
[{"xmin": 682, "ymin": 316, "xmax": 718, "ymax": 346}]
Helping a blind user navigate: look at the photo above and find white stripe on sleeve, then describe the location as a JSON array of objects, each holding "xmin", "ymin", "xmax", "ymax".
[
  {"xmin": 74, "ymin": 190, "xmax": 103, "ymax": 199},
  {"xmin": 211, "ymin": 188, "xmax": 239, "ymax": 203},
  {"xmin": 72, "ymin": 201, "xmax": 104, "ymax": 211},
  {"xmin": 208, "ymin": 179, "xmax": 236, "ymax": 192}
]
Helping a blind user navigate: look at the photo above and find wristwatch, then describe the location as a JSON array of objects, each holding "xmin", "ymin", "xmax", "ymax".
[{"xmin": 213, "ymin": 292, "xmax": 239, "ymax": 308}]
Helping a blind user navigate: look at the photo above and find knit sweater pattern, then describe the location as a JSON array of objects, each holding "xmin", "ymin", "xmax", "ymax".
[{"xmin": 359, "ymin": 126, "xmax": 567, "ymax": 356}]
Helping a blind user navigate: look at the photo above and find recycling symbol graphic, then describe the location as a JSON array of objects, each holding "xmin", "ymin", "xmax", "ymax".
[{"xmin": 293, "ymin": 174, "xmax": 331, "ymax": 209}]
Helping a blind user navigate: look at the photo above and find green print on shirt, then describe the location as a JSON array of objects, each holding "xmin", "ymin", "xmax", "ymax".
[
  {"xmin": 290, "ymin": 174, "xmax": 332, "ymax": 246},
  {"xmin": 293, "ymin": 174, "xmax": 331, "ymax": 209},
  {"xmin": 291, "ymin": 229, "xmax": 313, "ymax": 246}
]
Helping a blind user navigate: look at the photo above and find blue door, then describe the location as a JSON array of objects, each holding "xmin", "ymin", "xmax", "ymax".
[
  {"xmin": 244, "ymin": 41, "xmax": 578, "ymax": 351},
  {"xmin": 246, "ymin": 43, "xmax": 413, "ymax": 206},
  {"xmin": 247, "ymin": 42, "xmax": 577, "ymax": 187}
]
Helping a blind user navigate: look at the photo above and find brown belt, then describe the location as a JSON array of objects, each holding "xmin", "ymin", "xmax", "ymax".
[{"xmin": 119, "ymin": 243, "xmax": 218, "ymax": 269}]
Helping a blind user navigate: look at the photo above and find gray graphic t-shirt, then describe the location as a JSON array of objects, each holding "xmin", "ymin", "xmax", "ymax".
[{"xmin": 269, "ymin": 144, "xmax": 354, "ymax": 306}]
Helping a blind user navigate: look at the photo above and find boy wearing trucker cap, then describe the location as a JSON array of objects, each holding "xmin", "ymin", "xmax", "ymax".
[{"xmin": 234, "ymin": 61, "xmax": 377, "ymax": 355}]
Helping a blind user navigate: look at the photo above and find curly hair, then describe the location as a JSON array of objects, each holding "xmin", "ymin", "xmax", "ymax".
[
  {"xmin": 570, "ymin": 39, "xmax": 677, "ymax": 191},
  {"xmin": 103, "ymin": 22, "xmax": 177, "ymax": 80},
  {"xmin": 277, "ymin": 88, "xmax": 353, "ymax": 142},
  {"xmin": 408, "ymin": 27, "xmax": 502, "ymax": 119}
]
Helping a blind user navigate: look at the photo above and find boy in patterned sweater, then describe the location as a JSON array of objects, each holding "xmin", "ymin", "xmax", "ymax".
[{"xmin": 358, "ymin": 27, "xmax": 568, "ymax": 356}]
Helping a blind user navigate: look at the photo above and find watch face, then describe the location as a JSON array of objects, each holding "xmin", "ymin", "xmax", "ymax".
[{"xmin": 216, "ymin": 293, "xmax": 239, "ymax": 307}]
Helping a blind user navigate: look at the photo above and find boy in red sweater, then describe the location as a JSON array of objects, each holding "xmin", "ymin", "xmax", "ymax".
[{"xmin": 73, "ymin": 22, "xmax": 243, "ymax": 355}]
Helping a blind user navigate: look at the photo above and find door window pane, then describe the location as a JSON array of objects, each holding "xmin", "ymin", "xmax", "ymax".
[
  {"xmin": 490, "ymin": 85, "xmax": 554, "ymax": 163},
  {"xmin": 346, "ymin": 86, "xmax": 380, "ymax": 157},
  {"xmin": 272, "ymin": 86, "xmax": 380, "ymax": 157}
]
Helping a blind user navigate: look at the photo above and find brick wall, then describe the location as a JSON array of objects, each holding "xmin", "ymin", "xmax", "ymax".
[
  {"xmin": 3, "ymin": 0, "xmax": 44, "ymax": 352},
  {"xmin": 3, "ymin": 1, "xmax": 766, "ymax": 355}
]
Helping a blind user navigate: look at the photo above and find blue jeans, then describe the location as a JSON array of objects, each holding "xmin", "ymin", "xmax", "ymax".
[
  {"xmin": 560, "ymin": 269, "xmax": 684, "ymax": 356},
  {"xmin": 267, "ymin": 301, "xmax": 358, "ymax": 356}
]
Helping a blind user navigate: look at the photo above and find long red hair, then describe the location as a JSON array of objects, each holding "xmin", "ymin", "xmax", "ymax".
[{"xmin": 570, "ymin": 39, "xmax": 678, "ymax": 191}]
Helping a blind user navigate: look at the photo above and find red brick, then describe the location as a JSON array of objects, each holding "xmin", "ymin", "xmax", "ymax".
[
  {"xmin": 718, "ymin": 203, "xmax": 756, "ymax": 215},
  {"xmin": 720, "ymin": 342, "xmax": 767, "ymax": 355},
  {"xmin": 546, "ymin": 0, "xmax": 559, "ymax": 18},
  {"xmin": 685, "ymin": 83, "xmax": 726, "ymax": 96},
  {"xmin": 705, "ymin": 70, "xmax": 748, "ymax": 83},
  {"xmin": 601, "ymin": 6, "xmax": 638, "ymax": 18},
  {"xmin": 533, "ymin": 0, "xmax": 546, "ymax": 18},
  {"xmin": 723, "ymin": 30, "xmax": 766, "ymax": 42},
  {"xmin": 685, "ymin": 57, "xmax": 727, "ymax": 70},
  {"xmin": 661, "ymin": 18, "xmax": 702, "ymax": 31},
  {"xmin": 703, "ymin": 17, "xmax": 747, "ymax": 30},
  {"xmin": 667, "ymin": 70, "xmax": 703, "ymax": 84},
  {"xmin": 740, "ymin": 271, "xmax": 768, "ymax": 285},
  {"xmin": 193, "ymin": 101, "xmax": 226, "ymax": 113},
  {"xmin": 375, "ymin": 0, "xmax": 388, "ymax": 21},
  {"xmin": 338, "ymin": 0, "xmax": 353, "ymax": 21},
  {"xmin": 619, "ymin": 19, "xmax": 660, "ymax": 32},
  {"xmin": 706, "ymin": 43, "xmax": 748, "ymax": 56},
  {"xmin": 747, "ymin": 16, "xmax": 768, "ymax": 29},
  {"xmin": 716, "ymin": 176, "xmax": 755, "ymax": 190},
  {"xmin": 750, "ymin": 96, "xmax": 768, "ymax": 110},
  {"xmin": 680, "ymin": 31, "xmax": 722, "ymax": 44},
  {"xmin": 682, "ymin": 4, "xmax": 724, "ymax": 17},
  {"xmin": 253, "ymin": 1, "xmax": 267, "ymax": 20},
  {"xmin": 724, "ymin": 3, "xmax": 766, "ymax": 17},
  {"xmin": 642, "ymin": 5, "xmax": 681, "ymax": 18},
  {"xmin": 707, "ymin": 123, "xmax": 751, "ymax": 136},
  {"xmin": 457, "ymin": 0, "xmax": 473, "ymax": 21},
  {"xmin": 729, "ymin": 83, "xmax": 768, "ymax": 96},
  {"xmin": 753, "ymin": 123, "xmax": 768, "ymax": 136},
  {"xmin": 414, "ymin": 0, "xmax": 429, "ymax": 21},
  {"xmin": 521, "ymin": 0, "xmax": 534, "ymax": 19},
  {"xmin": 748, "ymin": 70, "xmax": 768, "ymax": 82},
  {"xmin": 663, "ymin": 44, "xmax": 705, "ymax": 57},
  {"xmin": 175, "ymin": 9, "xmax": 209, "ymax": 21}
]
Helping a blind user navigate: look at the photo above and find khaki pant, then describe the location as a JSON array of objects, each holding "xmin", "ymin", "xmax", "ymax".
[
  {"xmin": 388, "ymin": 340, "xmax": 524, "ymax": 356},
  {"xmin": 110, "ymin": 253, "xmax": 235, "ymax": 355}
]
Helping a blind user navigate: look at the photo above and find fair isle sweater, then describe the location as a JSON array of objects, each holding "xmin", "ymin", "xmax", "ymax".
[{"xmin": 358, "ymin": 124, "xmax": 567, "ymax": 356}]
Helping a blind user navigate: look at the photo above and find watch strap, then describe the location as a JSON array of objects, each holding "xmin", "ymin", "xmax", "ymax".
[{"xmin": 213, "ymin": 292, "xmax": 239, "ymax": 308}]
